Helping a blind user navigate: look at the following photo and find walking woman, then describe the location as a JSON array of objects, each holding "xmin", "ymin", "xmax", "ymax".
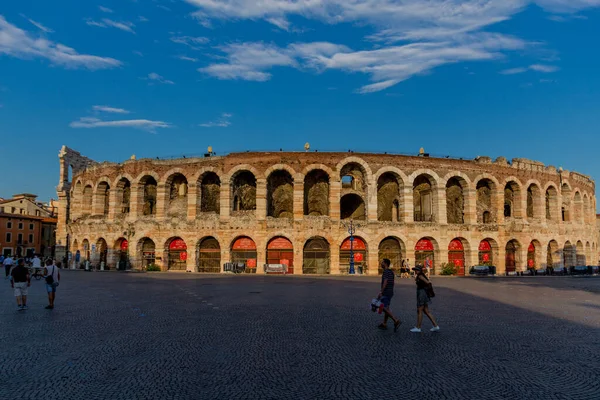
[{"xmin": 410, "ymin": 265, "xmax": 440, "ymax": 333}]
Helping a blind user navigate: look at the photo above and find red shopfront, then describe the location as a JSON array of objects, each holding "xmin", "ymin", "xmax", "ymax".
[
  {"xmin": 478, "ymin": 240, "xmax": 493, "ymax": 265},
  {"xmin": 448, "ymin": 239, "xmax": 465, "ymax": 276},
  {"xmin": 168, "ymin": 238, "xmax": 187, "ymax": 270},
  {"xmin": 266, "ymin": 237, "xmax": 294, "ymax": 274},
  {"xmin": 415, "ymin": 238, "xmax": 435, "ymax": 273},
  {"xmin": 231, "ymin": 237, "xmax": 257, "ymax": 272},
  {"xmin": 340, "ymin": 237, "xmax": 367, "ymax": 273}
]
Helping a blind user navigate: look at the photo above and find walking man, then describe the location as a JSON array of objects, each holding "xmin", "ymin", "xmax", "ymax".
[
  {"xmin": 10, "ymin": 259, "xmax": 30, "ymax": 310},
  {"xmin": 3, "ymin": 255, "xmax": 15, "ymax": 279},
  {"xmin": 43, "ymin": 259, "xmax": 60, "ymax": 309},
  {"xmin": 377, "ymin": 258, "xmax": 402, "ymax": 332}
]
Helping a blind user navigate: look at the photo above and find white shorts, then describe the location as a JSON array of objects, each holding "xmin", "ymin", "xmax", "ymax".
[{"xmin": 14, "ymin": 282, "xmax": 28, "ymax": 297}]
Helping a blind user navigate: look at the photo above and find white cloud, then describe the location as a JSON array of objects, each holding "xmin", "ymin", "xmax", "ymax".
[
  {"xmin": 20, "ymin": 14, "xmax": 54, "ymax": 33},
  {"xmin": 176, "ymin": 55, "xmax": 199, "ymax": 62},
  {"xmin": 0, "ymin": 16, "xmax": 121, "ymax": 70},
  {"xmin": 201, "ymin": 35, "xmax": 525, "ymax": 92},
  {"xmin": 133, "ymin": 50, "xmax": 144, "ymax": 57},
  {"xmin": 93, "ymin": 105, "xmax": 130, "ymax": 114},
  {"xmin": 500, "ymin": 64, "xmax": 560, "ymax": 74},
  {"xmin": 170, "ymin": 36, "xmax": 209, "ymax": 49},
  {"xmin": 138, "ymin": 16, "xmax": 149, "ymax": 22},
  {"xmin": 98, "ymin": 6, "xmax": 114, "ymax": 13},
  {"xmin": 146, "ymin": 72, "xmax": 175, "ymax": 84},
  {"xmin": 69, "ymin": 117, "xmax": 171, "ymax": 132},
  {"xmin": 86, "ymin": 18, "xmax": 136, "ymax": 33},
  {"xmin": 200, "ymin": 112, "xmax": 233, "ymax": 128}
]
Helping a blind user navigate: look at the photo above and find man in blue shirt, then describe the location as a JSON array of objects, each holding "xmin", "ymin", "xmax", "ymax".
[{"xmin": 378, "ymin": 258, "xmax": 401, "ymax": 332}]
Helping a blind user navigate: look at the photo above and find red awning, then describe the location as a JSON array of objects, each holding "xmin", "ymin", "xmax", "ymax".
[
  {"xmin": 415, "ymin": 239, "xmax": 434, "ymax": 252},
  {"xmin": 169, "ymin": 239, "xmax": 187, "ymax": 251},
  {"xmin": 448, "ymin": 239, "xmax": 464, "ymax": 251},
  {"xmin": 340, "ymin": 237, "xmax": 366, "ymax": 251},
  {"xmin": 478, "ymin": 240, "xmax": 492, "ymax": 252},
  {"xmin": 267, "ymin": 237, "xmax": 293, "ymax": 250},
  {"xmin": 232, "ymin": 237, "xmax": 256, "ymax": 250}
]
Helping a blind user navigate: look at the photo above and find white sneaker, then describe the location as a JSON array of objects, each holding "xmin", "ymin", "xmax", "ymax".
[
  {"xmin": 430, "ymin": 326, "xmax": 440, "ymax": 332},
  {"xmin": 410, "ymin": 327, "xmax": 422, "ymax": 333}
]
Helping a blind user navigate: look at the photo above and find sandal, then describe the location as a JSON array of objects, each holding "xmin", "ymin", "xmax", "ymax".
[
  {"xmin": 394, "ymin": 320, "xmax": 402, "ymax": 333},
  {"xmin": 377, "ymin": 323, "xmax": 388, "ymax": 330}
]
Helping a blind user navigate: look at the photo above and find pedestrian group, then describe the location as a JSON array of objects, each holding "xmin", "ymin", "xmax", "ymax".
[{"xmin": 5, "ymin": 255, "xmax": 61, "ymax": 311}]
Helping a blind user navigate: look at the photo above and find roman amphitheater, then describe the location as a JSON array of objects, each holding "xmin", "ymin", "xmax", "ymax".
[{"xmin": 54, "ymin": 146, "xmax": 597, "ymax": 275}]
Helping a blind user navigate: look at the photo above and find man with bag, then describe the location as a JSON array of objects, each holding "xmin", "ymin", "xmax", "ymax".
[
  {"xmin": 377, "ymin": 258, "xmax": 402, "ymax": 332},
  {"xmin": 43, "ymin": 259, "xmax": 60, "ymax": 309},
  {"xmin": 10, "ymin": 259, "xmax": 30, "ymax": 310}
]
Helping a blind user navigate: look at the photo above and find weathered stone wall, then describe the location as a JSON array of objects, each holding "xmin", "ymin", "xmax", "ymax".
[{"xmin": 59, "ymin": 150, "xmax": 598, "ymax": 274}]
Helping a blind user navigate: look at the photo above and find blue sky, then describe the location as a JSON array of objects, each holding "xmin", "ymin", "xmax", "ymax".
[{"xmin": 1, "ymin": 1, "xmax": 600, "ymax": 204}]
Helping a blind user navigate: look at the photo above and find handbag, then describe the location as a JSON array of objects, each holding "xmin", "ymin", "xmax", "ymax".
[
  {"xmin": 425, "ymin": 282, "xmax": 436, "ymax": 298},
  {"xmin": 45, "ymin": 266, "xmax": 54, "ymax": 284}
]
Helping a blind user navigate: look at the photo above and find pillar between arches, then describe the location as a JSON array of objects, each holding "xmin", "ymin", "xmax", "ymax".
[
  {"xmin": 186, "ymin": 247, "xmax": 197, "ymax": 272},
  {"xmin": 107, "ymin": 188, "xmax": 118, "ymax": 221},
  {"xmin": 293, "ymin": 181, "xmax": 304, "ymax": 221},
  {"xmin": 256, "ymin": 179, "xmax": 267, "ymax": 221},
  {"xmin": 330, "ymin": 181, "xmax": 341, "ymax": 220},
  {"xmin": 129, "ymin": 183, "xmax": 140, "ymax": 220},
  {"xmin": 436, "ymin": 187, "xmax": 447, "ymax": 225},
  {"xmin": 156, "ymin": 183, "xmax": 168, "ymax": 219},
  {"xmin": 367, "ymin": 183, "xmax": 377, "ymax": 222},
  {"xmin": 463, "ymin": 188, "xmax": 477, "ymax": 225},
  {"xmin": 293, "ymin": 247, "xmax": 303, "ymax": 275},
  {"xmin": 330, "ymin": 244, "xmax": 340, "ymax": 274},
  {"xmin": 187, "ymin": 183, "xmax": 198, "ymax": 221},
  {"xmin": 366, "ymin": 246, "xmax": 378, "ymax": 275},
  {"xmin": 403, "ymin": 187, "xmax": 413, "ymax": 223},
  {"xmin": 220, "ymin": 182, "xmax": 231, "ymax": 221}
]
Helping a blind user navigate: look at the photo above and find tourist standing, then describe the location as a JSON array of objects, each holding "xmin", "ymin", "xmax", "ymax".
[
  {"xmin": 3, "ymin": 255, "xmax": 15, "ymax": 279},
  {"xmin": 10, "ymin": 259, "xmax": 30, "ymax": 311},
  {"xmin": 410, "ymin": 266, "xmax": 439, "ymax": 333},
  {"xmin": 32, "ymin": 254, "xmax": 41, "ymax": 270},
  {"xmin": 377, "ymin": 258, "xmax": 402, "ymax": 332},
  {"xmin": 43, "ymin": 259, "xmax": 60, "ymax": 309}
]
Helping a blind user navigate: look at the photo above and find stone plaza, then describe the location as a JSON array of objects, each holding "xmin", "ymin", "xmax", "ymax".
[{"xmin": 1, "ymin": 272, "xmax": 599, "ymax": 399}]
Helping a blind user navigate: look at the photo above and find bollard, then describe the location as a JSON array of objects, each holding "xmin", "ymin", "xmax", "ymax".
[{"xmin": 100, "ymin": 261, "xmax": 105, "ymax": 271}]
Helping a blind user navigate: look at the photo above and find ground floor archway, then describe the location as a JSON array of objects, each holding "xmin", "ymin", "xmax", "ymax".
[
  {"xmin": 114, "ymin": 237, "xmax": 128, "ymax": 270},
  {"xmin": 448, "ymin": 239, "xmax": 465, "ymax": 276},
  {"xmin": 231, "ymin": 236, "xmax": 257, "ymax": 272},
  {"xmin": 340, "ymin": 236, "xmax": 367, "ymax": 274},
  {"xmin": 139, "ymin": 238, "xmax": 156, "ymax": 269},
  {"xmin": 96, "ymin": 238, "xmax": 108, "ymax": 266},
  {"xmin": 378, "ymin": 237, "xmax": 403, "ymax": 275},
  {"xmin": 478, "ymin": 240, "xmax": 493, "ymax": 265},
  {"xmin": 167, "ymin": 237, "xmax": 187, "ymax": 270},
  {"xmin": 505, "ymin": 240, "xmax": 520, "ymax": 273},
  {"xmin": 303, "ymin": 237, "xmax": 330, "ymax": 274},
  {"xmin": 415, "ymin": 238, "xmax": 435, "ymax": 274},
  {"xmin": 267, "ymin": 236, "xmax": 294, "ymax": 274},
  {"xmin": 197, "ymin": 237, "xmax": 221, "ymax": 273}
]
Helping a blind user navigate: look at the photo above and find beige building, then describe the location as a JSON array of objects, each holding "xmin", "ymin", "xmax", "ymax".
[{"xmin": 55, "ymin": 146, "xmax": 597, "ymax": 274}]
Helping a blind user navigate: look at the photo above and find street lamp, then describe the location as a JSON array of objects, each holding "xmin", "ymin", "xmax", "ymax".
[
  {"xmin": 341, "ymin": 219, "xmax": 362, "ymax": 275},
  {"xmin": 123, "ymin": 223, "xmax": 135, "ymax": 270}
]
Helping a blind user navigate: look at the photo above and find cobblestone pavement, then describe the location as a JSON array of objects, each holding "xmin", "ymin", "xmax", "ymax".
[{"xmin": 1, "ymin": 272, "xmax": 599, "ymax": 400}]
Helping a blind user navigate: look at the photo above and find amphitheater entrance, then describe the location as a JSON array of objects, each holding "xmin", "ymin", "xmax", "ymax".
[
  {"xmin": 197, "ymin": 237, "xmax": 221, "ymax": 273},
  {"xmin": 82, "ymin": 239, "xmax": 90, "ymax": 261},
  {"xmin": 114, "ymin": 238, "xmax": 128, "ymax": 270},
  {"xmin": 378, "ymin": 237, "xmax": 403, "ymax": 275},
  {"xmin": 478, "ymin": 240, "xmax": 493, "ymax": 265},
  {"xmin": 303, "ymin": 237, "xmax": 330, "ymax": 274},
  {"xmin": 96, "ymin": 238, "xmax": 108, "ymax": 267},
  {"xmin": 448, "ymin": 239, "xmax": 465, "ymax": 276},
  {"xmin": 167, "ymin": 238, "xmax": 187, "ymax": 271},
  {"xmin": 527, "ymin": 242, "xmax": 536, "ymax": 270},
  {"xmin": 139, "ymin": 238, "xmax": 156, "ymax": 269},
  {"xmin": 415, "ymin": 238, "xmax": 435, "ymax": 274},
  {"xmin": 505, "ymin": 240, "xmax": 520, "ymax": 273},
  {"xmin": 340, "ymin": 237, "xmax": 367, "ymax": 274},
  {"xmin": 547, "ymin": 240, "xmax": 560, "ymax": 270},
  {"xmin": 231, "ymin": 237, "xmax": 257, "ymax": 273},
  {"xmin": 266, "ymin": 237, "xmax": 294, "ymax": 274},
  {"xmin": 563, "ymin": 241, "xmax": 575, "ymax": 268}
]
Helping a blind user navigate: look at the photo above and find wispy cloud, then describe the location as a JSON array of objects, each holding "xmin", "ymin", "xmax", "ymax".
[
  {"xmin": 176, "ymin": 55, "xmax": 198, "ymax": 62},
  {"xmin": 500, "ymin": 64, "xmax": 560, "ymax": 74},
  {"xmin": 138, "ymin": 16, "xmax": 149, "ymax": 22},
  {"xmin": 98, "ymin": 6, "xmax": 113, "ymax": 13},
  {"xmin": 170, "ymin": 35, "xmax": 209, "ymax": 49},
  {"xmin": 200, "ymin": 113, "xmax": 233, "ymax": 128},
  {"xmin": 146, "ymin": 72, "xmax": 175, "ymax": 84},
  {"xmin": 0, "ymin": 16, "xmax": 121, "ymax": 70},
  {"xmin": 86, "ymin": 18, "xmax": 136, "ymax": 34},
  {"xmin": 93, "ymin": 105, "xmax": 130, "ymax": 114},
  {"xmin": 133, "ymin": 50, "xmax": 143, "ymax": 57},
  {"xmin": 20, "ymin": 14, "xmax": 54, "ymax": 33},
  {"xmin": 70, "ymin": 117, "xmax": 171, "ymax": 132}
]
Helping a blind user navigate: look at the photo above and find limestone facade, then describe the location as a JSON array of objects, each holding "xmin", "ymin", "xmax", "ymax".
[{"xmin": 56, "ymin": 148, "xmax": 597, "ymax": 275}]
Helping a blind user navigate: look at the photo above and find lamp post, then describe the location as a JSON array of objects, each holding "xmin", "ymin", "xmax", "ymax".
[
  {"xmin": 123, "ymin": 223, "xmax": 135, "ymax": 270},
  {"xmin": 341, "ymin": 220, "xmax": 361, "ymax": 274}
]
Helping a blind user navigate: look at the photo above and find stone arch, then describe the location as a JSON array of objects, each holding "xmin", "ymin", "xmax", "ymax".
[
  {"xmin": 525, "ymin": 180, "xmax": 543, "ymax": 220},
  {"xmin": 545, "ymin": 184, "xmax": 559, "ymax": 221},
  {"xmin": 377, "ymin": 172, "xmax": 403, "ymax": 222},
  {"xmin": 304, "ymin": 169, "xmax": 330, "ymax": 216},
  {"xmin": 224, "ymin": 164, "xmax": 260, "ymax": 182},
  {"xmin": 165, "ymin": 172, "xmax": 188, "ymax": 218},
  {"xmin": 412, "ymin": 171, "xmax": 439, "ymax": 222},
  {"xmin": 503, "ymin": 178, "xmax": 523, "ymax": 219},
  {"xmin": 378, "ymin": 236, "xmax": 405, "ymax": 274},
  {"xmin": 339, "ymin": 236, "xmax": 368, "ymax": 274},
  {"xmin": 96, "ymin": 180, "xmax": 111, "ymax": 217},
  {"xmin": 414, "ymin": 237, "xmax": 439, "ymax": 273},
  {"xmin": 231, "ymin": 170, "xmax": 257, "ymax": 213},
  {"xmin": 264, "ymin": 163, "xmax": 298, "ymax": 180},
  {"xmin": 340, "ymin": 193, "xmax": 366, "ymax": 220},
  {"xmin": 585, "ymin": 241, "xmax": 591, "ymax": 265},
  {"xmin": 137, "ymin": 237, "xmax": 156, "ymax": 269},
  {"xmin": 475, "ymin": 178, "xmax": 497, "ymax": 224},
  {"xmin": 573, "ymin": 191, "xmax": 583, "ymax": 223},
  {"xmin": 547, "ymin": 240, "xmax": 560, "ymax": 269},
  {"xmin": 165, "ymin": 237, "xmax": 187, "ymax": 271},
  {"xmin": 335, "ymin": 157, "xmax": 373, "ymax": 180},
  {"xmin": 505, "ymin": 239, "xmax": 521, "ymax": 273},
  {"xmin": 114, "ymin": 175, "xmax": 133, "ymax": 216},
  {"xmin": 444, "ymin": 174, "xmax": 470, "ymax": 224},
  {"xmin": 82, "ymin": 184, "xmax": 93, "ymax": 215},
  {"xmin": 527, "ymin": 240, "xmax": 542, "ymax": 270},
  {"xmin": 266, "ymin": 236, "xmax": 295, "ymax": 274},
  {"xmin": 583, "ymin": 193, "xmax": 591, "ymax": 224},
  {"xmin": 303, "ymin": 237, "xmax": 330, "ymax": 274},
  {"xmin": 478, "ymin": 238, "xmax": 499, "ymax": 266},
  {"xmin": 230, "ymin": 236, "xmax": 258, "ymax": 271},
  {"xmin": 139, "ymin": 175, "xmax": 158, "ymax": 216},
  {"xmin": 563, "ymin": 241, "xmax": 575, "ymax": 268},
  {"xmin": 81, "ymin": 238, "xmax": 90, "ymax": 260},
  {"xmin": 576, "ymin": 240, "xmax": 585, "ymax": 265},
  {"xmin": 339, "ymin": 161, "xmax": 369, "ymax": 210},
  {"xmin": 448, "ymin": 237, "xmax": 471, "ymax": 276},
  {"xmin": 267, "ymin": 170, "xmax": 294, "ymax": 218},
  {"xmin": 198, "ymin": 171, "xmax": 221, "ymax": 214},
  {"xmin": 561, "ymin": 183, "xmax": 572, "ymax": 222},
  {"xmin": 196, "ymin": 236, "xmax": 221, "ymax": 273},
  {"xmin": 96, "ymin": 237, "xmax": 108, "ymax": 266}
]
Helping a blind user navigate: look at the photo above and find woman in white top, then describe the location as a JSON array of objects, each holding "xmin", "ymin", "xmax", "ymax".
[{"xmin": 43, "ymin": 259, "xmax": 60, "ymax": 309}]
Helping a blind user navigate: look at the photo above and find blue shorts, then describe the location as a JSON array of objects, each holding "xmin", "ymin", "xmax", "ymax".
[
  {"xmin": 46, "ymin": 284, "xmax": 57, "ymax": 293},
  {"xmin": 380, "ymin": 295, "xmax": 392, "ymax": 308}
]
